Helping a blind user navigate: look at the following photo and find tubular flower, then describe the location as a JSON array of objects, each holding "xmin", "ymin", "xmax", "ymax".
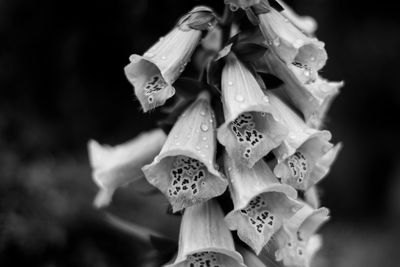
[
  {"xmin": 276, "ymin": 0, "xmax": 317, "ymax": 35},
  {"xmin": 88, "ymin": 129, "xmax": 166, "ymax": 208},
  {"xmin": 273, "ymin": 204, "xmax": 329, "ymax": 267},
  {"xmin": 142, "ymin": 92, "xmax": 227, "ymax": 212},
  {"xmin": 224, "ymin": 153, "xmax": 302, "ymax": 254},
  {"xmin": 257, "ymin": 6, "xmax": 327, "ymax": 74},
  {"xmin": 265, "ymin": 50, "xmax": 344, "ymax": 128},
  {"xmin": 165, "ymin": 200, "xmax": 246, "ymax": 267},
  {"xmin": 217, "ymin": 53, "xmax": 288, "ymax": 168},
  {"xmin": 124, "ymin": 7, "xmax": 217, "ymax": 112}
]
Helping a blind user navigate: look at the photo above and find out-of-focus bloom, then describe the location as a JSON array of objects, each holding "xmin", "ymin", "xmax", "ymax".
[
  {"xmin": 224, "ymin": 153, "xmax": 302, "ymax": 254},
  {"xmin": 264, "ymin": 92, "xmax": 340, "ymax": 191},
  {"xmin": 142, "ymin": 92, "xmax": 227, "ymax": 212},
  {"xmin": 165, "ymin": 200, "xmax": 246, "ymax": 267},
  {"xmin": 276, "ymin": 0, "xmax": 317, "ymax": 35},
  {"xmin": 257, "ymin": 6, "xmax": 327, "ymax": 74},
  {"xmin": 88, "ymin": 129, "xmax": 166, "ymax": 208},
  {"xmin": 265, "ymin": 50, "xmax": 344, "ymax": 128},
  {"xmin": 217, "ymin": 53, "xmax": 288, "ymax": 168},
  {"xmin": 273, "ymin": 204, "xmax": 329, "ymax": 267},
  {"xmin": 224, "ymin": 0, "xmax": 261, "ymax": 10},
  {"xmin": 303, "ymin": 186, "xmax": 320, "ymax": 209},
  {"xmin": 124, "ymin": 7, "xmax": 217, "ymax": 112}
]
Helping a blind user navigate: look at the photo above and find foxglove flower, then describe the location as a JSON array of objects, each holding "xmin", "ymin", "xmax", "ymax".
[
  {"xmin": 125, "ymin": 7, "xmax": 217, "ymax": 112},
  {"xmin": 257, "ymin": 5, "xmax": 327, "ymax": 74},
  {"xmin": 165, "ymin": 200, "xmax": 246, "ymax": 267},
  {"xmin": 265, "ymin": 50, "xmax": 344, "ymax": 128},
  {"xmin": 224, "ymin": 153, "xmax": 302, "ymax": 254},
  {"xmin": 276, "ymin": 0, "xmax": 317, "ymax": 35},
  {"xmin": 88, "ymin": 129, "xmax": 166, "ymax": 208},
  {"xmin": 217, "ymin": 53, "xmax": 288, "ymax": 168},
  {"xmin": 273, "ymin": 204, "xmax": 329, "ymax": 267},
  {"xmin": 264, "ymin": 92, "xmax": 340, "ymax": 191},
  {"xmin": 142, "ymin": 92, "xmax": 227, "ymax": 212}
]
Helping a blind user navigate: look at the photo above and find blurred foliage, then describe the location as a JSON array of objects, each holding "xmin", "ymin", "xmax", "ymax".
[{"xmin": 1, "ymin": 0, "xmax": 400, "ymax": 266}]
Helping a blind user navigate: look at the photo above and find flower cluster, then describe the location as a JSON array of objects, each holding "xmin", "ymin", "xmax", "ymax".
[{"xmin": 88, "ymin": 1, "xmax": 343, "ymax": 266}]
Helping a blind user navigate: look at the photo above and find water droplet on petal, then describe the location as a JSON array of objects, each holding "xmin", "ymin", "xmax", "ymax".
[
  {"xmin": 304, "ymin": 70, "xmax": 311, "ymax": 77},
  {"xmin": 235, "ymin": 94, "xmax": 244, "ymax": 102},
  {"xmin": 202, "ymin": 136, "xmax": 207, "ymax": 141},
  {"xmin": 310, "ymin": 56, "xmax": 316, "ymax": 62},
  {"xmin": 200, "ymin": 111, "xmax": 206, "ymax": 116},
  {"xmin": 263, "ymin": 96, "xmax": 269, "ymax": 103},
  {"xmin": 228, "ymin": 81, "xmax": 234, "ymax": 86},
  {"xmin": 200, "ymin": 123, "xmax": 209, "ymax": 132},
  {"xmin": 161, "ymin": 56, "xmax": 167, "ymax": 60}
]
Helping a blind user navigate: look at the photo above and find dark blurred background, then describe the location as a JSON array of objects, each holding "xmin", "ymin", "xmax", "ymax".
[{"xmin": 1, "ymin": 0, "xmax": 400, "ymax": 266}]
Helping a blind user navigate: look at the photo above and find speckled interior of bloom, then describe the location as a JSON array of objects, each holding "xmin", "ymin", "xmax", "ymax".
[{"xmin": 172, "ymin": 251, "xmax": 245, "ymax": 267}]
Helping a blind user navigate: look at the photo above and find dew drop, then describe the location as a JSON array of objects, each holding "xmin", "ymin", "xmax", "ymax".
[
  {"xmin": 204, "ymin": 144, "xmax": 209, "ymax": 149},
  {"xmin": 202, "ymin": 136, "xmax": 207, "ymax": 141},
  {"xmin": 228, "ymin": 81, "xmax": 234, "ymax": 86},
  {"xmin": 273, "ymin": 38, "xmax": 280, "ymax": 47},
  {"xmin": 304, "ymin": 70, "xmax": 311, "ymax": 77},
  {"xmin": 235, "ymin": 94, "xmax": 244, "ymax": 102},
  {"xmin": 262, "ymin": 96, "xmax": 269, "ymax": 103},
  {"xmin": 200, "ymin": 111, "xmax": 206, "ymax": 116},
  {"xmin": 310, "ymin": 56, "xmax": 316, "ymax": 62},
  {"xmin": 161, "ymin": 56, "xmax": 167, "ymax": 60},
  {"xmin": 200, "ymin": 123, "xmax": 209, "ymax": 132}
]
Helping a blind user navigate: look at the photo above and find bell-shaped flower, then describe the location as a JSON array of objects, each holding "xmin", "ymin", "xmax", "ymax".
[
  {"xmin": 142, "ymin": 92, "xmax": 227, "ymax": 212},
  {"xmin": 237, "ymin": 246, "xmax": 268, "ymax": 267},
  {"xmin": 276, "ymin": 0, "xmax": 317, "ymax": 35},
  {"xmin": 124, "ymin": 7, "xmax": 218, "ymax": 112},
  {"xmin": 265, "ymin": 50, "xmax": 344, "ymax": 128},
  {"xmin": 88, "ymin": 129, "xmax": 167, "ymax": 208},
  {"xmin": 224, "ymin": 153, "xmax": 302, "ymax": 254},
  {"xmin": 165, "ymin": 200, "xmax": 246, "ymax": 267},
  {"xmin": 224, "ymin": 0, "xmax": 261, "ymax": 10},
  {"xmin": 264, "ymin": 92, "xmax": 340, "ymax": 191},
  {"xmin": 273, "ymin": 204, "xmax": 329, "ymax": 267},
  {"xmin": 257, "ymin": 7, "xmax": 327, "ymax": 73},
  {"xmin": 217, "ymin": 53, "xmax": 288, "ymax": 168}
]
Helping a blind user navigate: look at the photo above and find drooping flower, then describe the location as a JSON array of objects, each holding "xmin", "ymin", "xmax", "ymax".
[
  {"xmin": 142, "ymin": 92, "xmax": 227, "ymax": 212},
  {"xmin": 264, "ymin": 50, "xmax": 344, "ymax": 128},
  {"xmin": 165, "ymin": 200, "xmax": 246, "ymax": 267},
  {"xmin": 125, "ymin": 7, "xmax": 217, "ymax": 112},
  {"xmin": 217, "ymin": 53, "xmax": 288, "ymax": 168},
  {"xmin": 263, "ymin": 91, "xmax": 340, "ymax": 191},
  {"xmin": 88, "ymin": 129, "xmax": 167, "ymax": 208},
  {"xmin": 273, "ymin": 204, "xmax": 329, "ymax": 267},
  {"xmin": 224, "ymin": 153, "xmax": 302, "ymax": 254},
  {"xmin": 256, "ymin": 5, "xmax": 327, "ymax": 74},
  {"xmin": 276, "ymin": 0, "xmax": 317, "ymax": 35}
]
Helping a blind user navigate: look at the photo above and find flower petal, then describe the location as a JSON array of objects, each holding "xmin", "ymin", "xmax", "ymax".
[
  {"xmin": 224, "ymin": 0, "xmax": 261, "ymax": 10},
  {"xmin": 88, "ymin": 129, "xmax": 167, "ymax": 208},
  {"xmin": 276, "ymin": 0, "xmax": 317, "ymax": 35},
  {"xmin": 143, "ymin": 92, "xmax": 227, "ymax": 212},
  {"xmin": 237, "ymin": 246, "xmax": 267, "ymax": 267},
  {"xmin": 274, "ymin": 204, "xmax": 329, "ymax": 267},
  {"xmin": 217, "ymin": 53, "xmax": 288, "ymax": 168},
  {"xmin": 166, "ymin": 200, "xmax": 246, "ymax": 267},
  {"xmin": 125, "ymin": 23, "xmax": 202, "ymax": 112},
  {"xmin": 274, "ymin": 141, "xmax": 342, "ymax": 191},
  {"xmin": 265, "ymin": 50, "xmax": 344, "ymax": 128},
  {"xmin": 259, "ymin": 8, "xmax": 327, "ymax": 72},
  {"xmin": 224, "ymin": 153, "xmax": 302, "ymax": 254}
]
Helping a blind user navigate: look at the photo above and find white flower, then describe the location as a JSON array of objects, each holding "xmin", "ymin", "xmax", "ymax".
[
  {"xmin": 276, "ymin": 0, "xmax": 317, "ymax": 35},
  {"xmin": 165, "ymin": 200, "xmax": 246, "ymax": 267},
  {"xmin": 217, "ymin": 53, "xmax": 288, "ymax": 168},
  {"xmin": 142, "ymin": 92, "xmax": 227, "ymax": 212},
  {"xmin": 258, "ymin": 7, "xmax": 327, "ymax": 73},
  {"xmin": 274, "ymin": 204, "xmax": 329, "ymax": 267},
  {"xmin": 124, "ymin": 7, "xmax": 217, "ymax": 112},
  {"xmin": 224, "ymin": 153, "xmax": 302, "ymax": 254},
  {"xmin": 265, "ymin": 48, "xmax": 344, "ymax": 128},
  {"xmin": 88, "ymin": 129, "xmax": 167, "ymax": 208}
]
